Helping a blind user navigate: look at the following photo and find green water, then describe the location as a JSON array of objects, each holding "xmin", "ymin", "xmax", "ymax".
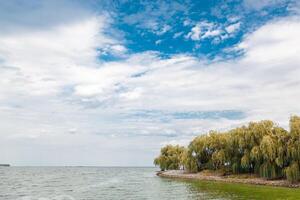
[{"xmin": 188, "ymin": 179, "xmax": 300, "ymax": 200}]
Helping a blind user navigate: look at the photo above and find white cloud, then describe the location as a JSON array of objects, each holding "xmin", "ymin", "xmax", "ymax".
[
  {"xmin": 0, "ymin": 0, "xmax": 92, "ymax": 34},
  {"xmin": 243, "ymin": 0, "xmax": 287, "ymax": 10},
  {"xmin": 0, "ymin": 15, "xmax": 128, "ymax": 98},
  {"xmin": 108, "ymin": 44, "xmax": 128, "ymax": 55},
  {"xmin": 155, "ymin": 24, "xmax": 172, "ymax": 35},
  {"xmin": 202, "ymin": 29, "xmax": 222, "ymax": 39},
  {"xmin": 228, "ymin": 16, "xmax": 240, "ymax": 23},
  {"xmin": 183, "ymin": 19, "xmax": 192, "ymax": 26},
  {"xmin": 155, "ymin": 40, "xmax": 162, "ymax": 45},
  {"xmin": 173, "ymin": 31, "xmax": 184, "ymax": 38},
  {"xmin": 120, "ymin": 87, "xmax": 143, "ymax": 100},
  {"xmin": 1, "ymin": 4, "xmax": 300, "ymax": 165},
  {"xmin": 186, "ymin": 24, "xmax": 202, "ymax": 40},
  {"xmin": 185, "ymin": 22, "xmax": 218, "ymax": 41},
  {"xmin": 160, "ymin": 139, "xmax": 191, "ymax": 146},
  {"xmin": 122, "ymin": 1, "xmax": 187, "ymax": 36},
  {"xmin": 186, "ymin": 21, "xmax": 239, "ymax": 41},
  {"xmin": 68, "ymin": 128, "xmax": 78, "ymax": 134},
  {"xmin": 288, "ymin": 1, "xmax": 300, "ymax": 14},
  {"xmin": 225, "ymin": 22, "xmax": 241, "ymax": 34}
]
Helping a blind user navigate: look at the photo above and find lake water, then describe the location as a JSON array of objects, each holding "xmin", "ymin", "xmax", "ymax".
[{"xmin": 1, "ymin": 167, "xmax": 300, "ymax": 200}]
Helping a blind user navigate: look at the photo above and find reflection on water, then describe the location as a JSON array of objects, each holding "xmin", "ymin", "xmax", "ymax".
[{"xmin": 0, "ymin": 167, "xmax": 300, "ymax": 200}]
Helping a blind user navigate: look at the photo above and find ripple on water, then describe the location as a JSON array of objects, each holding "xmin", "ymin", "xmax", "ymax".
[{"xmin": 1, "ymin": 167, "xmax": 300, "ymax": 200}]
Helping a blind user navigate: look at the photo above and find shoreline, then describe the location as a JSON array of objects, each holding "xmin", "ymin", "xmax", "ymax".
[{"xmin": 157, "ymin": 170, "xmax": 300, "ymax": 188}]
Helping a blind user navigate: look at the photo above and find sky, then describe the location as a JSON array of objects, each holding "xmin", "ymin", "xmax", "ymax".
[{"xmin": 0, "ymin": 0, "xmax": 300, "ymax": 166}]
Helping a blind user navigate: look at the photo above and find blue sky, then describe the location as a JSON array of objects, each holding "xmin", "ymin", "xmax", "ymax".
[
  {"xmin": 0, "ymin": 0, "xmax": 300, "ymax": 166},
  {"xmin": 110, "ymin": 0, "xmax": 290, "ymax": 59}
]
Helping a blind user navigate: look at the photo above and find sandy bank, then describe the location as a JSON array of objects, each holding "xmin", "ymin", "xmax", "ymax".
[{"xmin": 157, "ymin": 170, "xmax": 300, "ymax": 188}]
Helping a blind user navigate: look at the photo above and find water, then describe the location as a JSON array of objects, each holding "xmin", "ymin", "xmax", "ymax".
[{"xmin": 1, "ymin": 167, "xmax": 300, "ymax": 200}]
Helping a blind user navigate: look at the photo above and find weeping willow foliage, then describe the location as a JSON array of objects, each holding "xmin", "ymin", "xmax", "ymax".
[
  {"xmin": 154, "ymin": 116, "xmax": 300, "ymax": 182},
  {"xmin": 153, "ymin": 145, "xmax": 185, "ymax": 171}
]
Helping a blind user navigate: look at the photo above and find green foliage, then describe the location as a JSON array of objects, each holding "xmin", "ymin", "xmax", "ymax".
[
  {"xmin": 181, "ymin": 148, "xmax": 198, "ymax": 173},
  {"xmin": 154, "ymin": 145, "xmax": 185, "ymax": 171},
  {"xmin": 259, "ymin": 162, "xmax": 278, "ymax": 179},
  {"xmin": 232, "ymin": 162, "xmax": 240, "ymax": 174},
  {"xmin": 290, "ymin": 116, "xmax": 300, "ymax": 136},
  {"xmin": 154, "ymin": 116, "xmax": 300, "ymax": 182},
  {"xmin": 285, "ymin": 162, "xmax": 300, "ymax": 183}
]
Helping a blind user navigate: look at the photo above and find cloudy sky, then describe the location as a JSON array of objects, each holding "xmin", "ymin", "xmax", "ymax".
[{"xmin": 0, "ymin": 0, "xmax": 300, "ymax": 166}]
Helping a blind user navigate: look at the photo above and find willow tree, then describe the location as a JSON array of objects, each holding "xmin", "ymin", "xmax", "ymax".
[
  {"xmin": 154, "ymin": 116, "xmax": 300, "ymax": 183},
  {"xmin": 181, "ymin": 147, "xmax": 198, "ymax": 172},
  {"xmin": 154, "ymin": 145, "xmax": 185, "ymax": 171},
  {"xmin": 285, "ymin": 116, "xmax": 300, "ymax": 182},
  {"xmin": 188, "ymin": 135, "xmax": 212, "ymax": 171}
]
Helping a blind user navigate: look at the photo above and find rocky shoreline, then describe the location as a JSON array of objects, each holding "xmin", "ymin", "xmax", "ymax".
[{"xmin": 157, "ymin": 170, "xmax": 300, "ymax": 188}]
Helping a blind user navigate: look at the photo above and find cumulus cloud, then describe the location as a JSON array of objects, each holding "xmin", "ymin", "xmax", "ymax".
[
  {"xmin": 186, "ymin": 20, "xmax": 241, "ymax": 42},
  {"xmin": 186, "ymin": 21, "xmax": 216, "ymax": 40},
  {"xmin": 4, "ymin": 16, "xmax": 300, "ymax": 125},
  {"xmin": 0, "ymin": 1, "xmax": 300, "ymax": 165}
]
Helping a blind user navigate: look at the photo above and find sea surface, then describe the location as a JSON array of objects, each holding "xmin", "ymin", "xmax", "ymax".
[{"xmin": 1, "ymin": 167, "xmax": 300, "ymax": 200}]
